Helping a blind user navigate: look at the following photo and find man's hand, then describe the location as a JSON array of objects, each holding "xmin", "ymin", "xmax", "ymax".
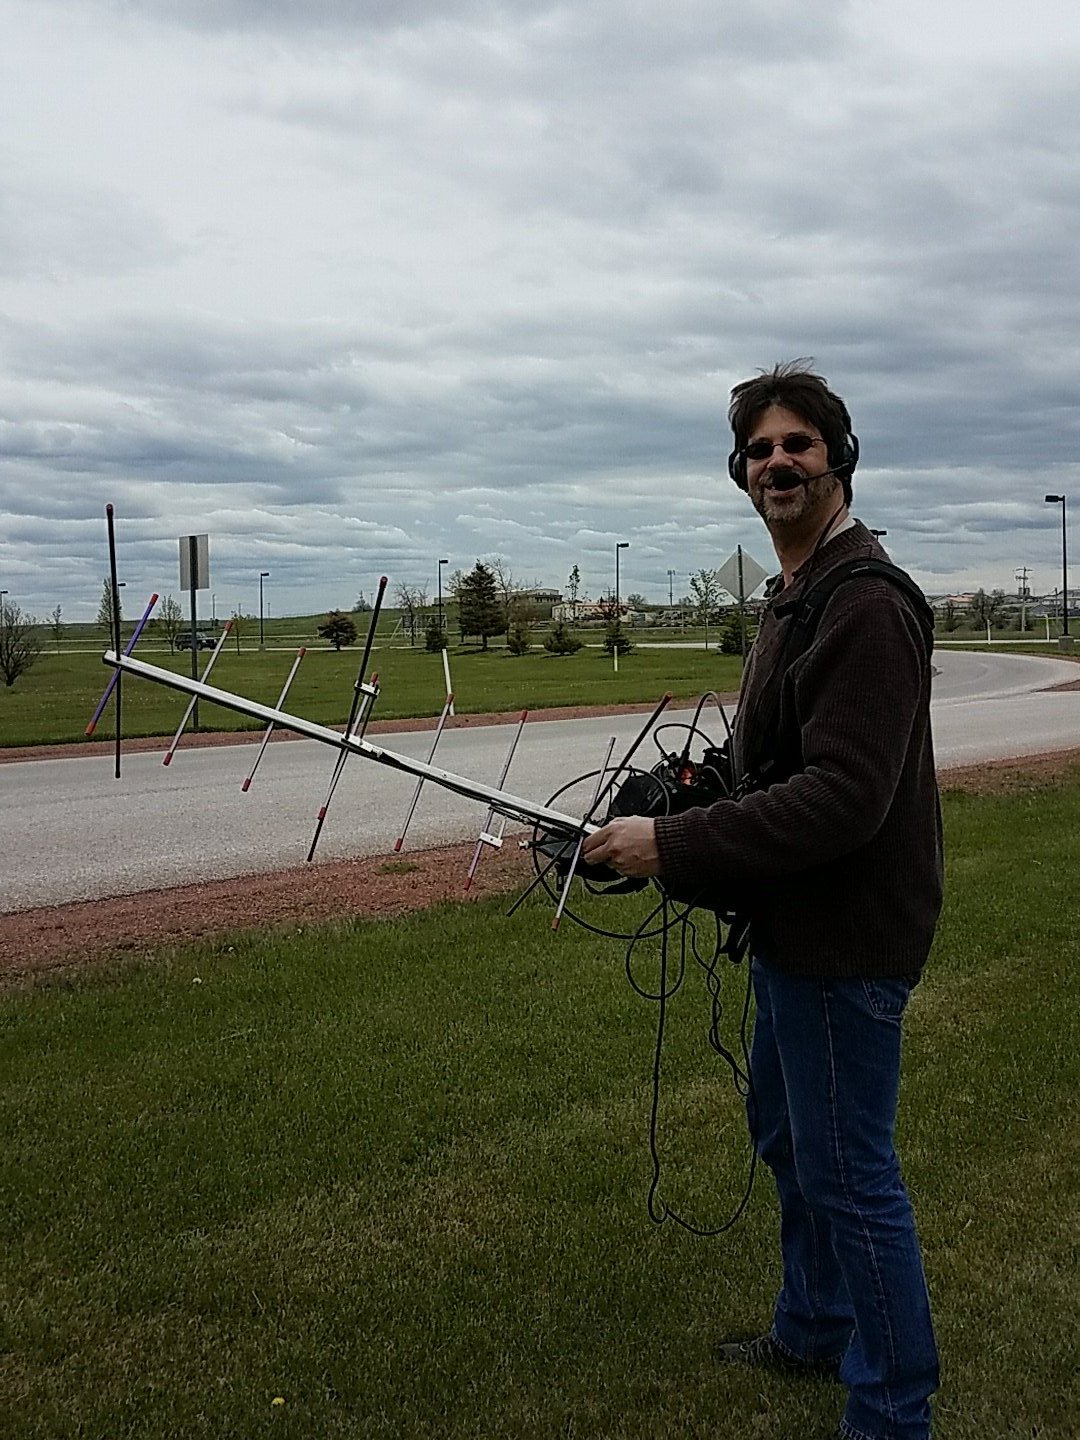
[{"xmin": 582, "ymin": 817, "xmax": 662, "ymax": 878}]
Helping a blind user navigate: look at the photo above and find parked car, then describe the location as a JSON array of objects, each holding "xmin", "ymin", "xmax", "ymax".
[{"xmin": 175, "ymin": 631, "xmax": 215, "ymax": 651}]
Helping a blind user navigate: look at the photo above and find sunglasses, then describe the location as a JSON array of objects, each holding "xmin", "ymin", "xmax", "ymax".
[{"xmin": 741, "ymin": 434, "xmax": 825, "ymax": 463}]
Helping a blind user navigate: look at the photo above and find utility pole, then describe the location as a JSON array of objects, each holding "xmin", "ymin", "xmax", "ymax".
[
  {"xmin": 667, "ymin": 568, "xmax": 676, "ymax": 607},
  {"xmin": 1015, "ymin": 566, "xmax": 1030, "ymax": 633}
]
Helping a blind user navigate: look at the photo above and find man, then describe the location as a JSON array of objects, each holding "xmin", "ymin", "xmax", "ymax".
[{"xmin": 583, "ymin": 361, "xmax": 942, "ymax": 1440}]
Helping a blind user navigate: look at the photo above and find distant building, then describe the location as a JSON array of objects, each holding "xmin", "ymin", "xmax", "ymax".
[
  {"xmin": 552, "ymin": 600, "xmax": 623, "ymax": 625},
  {"xmin": 513, "ymin": 587, "xmax": 562, "ymax": 605}
]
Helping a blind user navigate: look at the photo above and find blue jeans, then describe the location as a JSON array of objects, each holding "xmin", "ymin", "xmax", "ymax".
[{"xmin": 750, "ymin": 959, "xmax": 939, "ymax": 1440}]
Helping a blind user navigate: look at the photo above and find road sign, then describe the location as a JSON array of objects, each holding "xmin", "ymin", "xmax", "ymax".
[
  {"xmin": 179, "ymin": 534, "xmax": 209, "ymax": 591},
  {"xmin": 716, "ymin": 547, "xmax": 769, "ymax": 601}
]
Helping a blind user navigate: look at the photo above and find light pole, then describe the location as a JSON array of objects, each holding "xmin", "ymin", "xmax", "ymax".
[
  {"xmin": 116, "ymin": 580, "xmax": 126, "ymax": 639},
  {"xmin": 870, "ymin": 529, "xmax": 888, "ymax": 539},
  {"xmin": 614, "ymin": 541, "xmax": 629, "ymax": 673},
  {"xmin": 1044, "ymin": 495, "xmax": 1069, "ymax": 637},
  {"xmin": 212, "ymin": 592, "xmax": 217, "ymax": 630},
  {"xmin": 667, "ymin": 567, "xmax": 676, "ymax": 606},
  {"xmin": 259, "ymin": 571, "xmax": 270, "ymax": 649},
  {"xmin": 438, "ymin": 558, "xmax": 448, "ymax": 636}
]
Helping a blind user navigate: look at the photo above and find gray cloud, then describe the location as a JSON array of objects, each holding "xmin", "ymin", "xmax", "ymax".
[
  {"xmin": 0, "ymin": 179, "xmax": 180, "ymax": 281},
  {"xmin": 0, "ymin": 0, "xmax": 1076, "ymax": 619}
]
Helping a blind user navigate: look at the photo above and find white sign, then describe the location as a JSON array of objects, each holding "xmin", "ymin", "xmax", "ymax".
[
  {"xmin": 716, "ymin": 547, "xmax": 769, "ymax": 601},
  {"xmin": 179, "ymin": 534, "xmax": 210, "ymax": 591}
]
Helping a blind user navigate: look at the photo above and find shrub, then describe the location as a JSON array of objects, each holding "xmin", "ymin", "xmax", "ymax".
[
  {"xmin": 424, "ymin": 616, "xmax": 447, "ymax": 653},
  {"xmin": 506, "ymin": 619, "xmax": 532, "ymax": 655},
  {"xmin": 602, "ymin": 620, "xmax": 633, "ymax": 658},
  {"xmin": 543, "ymin": 621, "xmax": 583, "ymax": 655},
  {"xmin": 718, "ymin": 613, "xmax": 755, "ymax": 655}
]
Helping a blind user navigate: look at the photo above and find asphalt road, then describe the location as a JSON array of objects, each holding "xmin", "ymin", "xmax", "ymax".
[{"xmin": 3, "ymin": 650, "xmax": 1078, "ymax": 914}]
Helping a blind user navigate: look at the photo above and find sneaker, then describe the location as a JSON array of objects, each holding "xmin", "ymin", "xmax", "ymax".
[{"xmin": 716, "ymin": 1332, "xmax": 843, "ymax": 1377}]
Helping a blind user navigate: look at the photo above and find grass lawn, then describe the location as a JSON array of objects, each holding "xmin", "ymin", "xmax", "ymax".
[
  {"xmin": 2, "ymin": 768, "xmax": 1079, "ymax": 1438},
  {"xmin": 0, "ymin": 644, "xmax": 743, "ymax": 748}
]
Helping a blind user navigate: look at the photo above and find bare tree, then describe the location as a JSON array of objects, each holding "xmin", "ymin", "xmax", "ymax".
[
  {"xmin": 96, "ymin": 578, "xmax": 121, "ymax": 634},
  {"xmin": 0, "ymin": 600, "xmax": 43, "ymax": 687},
  {"xmin": 968, "ymin": 588, "xmax": 1007, "ymax": 629},
  {"xmin": 566, "ymin": 564, "xmax": 584, "ymax": 624},
  {"xmin": 48, "ymin": 604, "xmax": 64, "ymax": 653},
  {"xmin": 395, "ymin": 583, "xmax": 428, "ymax": 645},
  {"xmin": 689, "ymin": 568, "xmax": 722, "ymax": 650},
  {"xmin": 488, "ymin": 556, "xmax": 516, "ymax": 612},
  {"xmin": 157, "ymin": 594, "xmax": 184, "ymax": 652},
  {"xmin": 230, "ymin": 605, "xmax": 254, "ymax": 653}
]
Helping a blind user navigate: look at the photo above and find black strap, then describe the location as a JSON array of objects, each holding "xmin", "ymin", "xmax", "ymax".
[{"xmin": 750, "ymin": 558, "xmax": 934, "ymax": 784}]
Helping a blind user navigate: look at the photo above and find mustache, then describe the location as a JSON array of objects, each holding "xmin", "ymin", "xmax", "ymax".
[{"xmin": 763, "ymin": 467, "xmax": 807, "ymax": 492}]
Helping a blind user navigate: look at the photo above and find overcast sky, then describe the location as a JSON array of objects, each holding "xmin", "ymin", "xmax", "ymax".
[{"xmin": 2, "ymin": 0, "xmax": 1078, "ymax": 620}]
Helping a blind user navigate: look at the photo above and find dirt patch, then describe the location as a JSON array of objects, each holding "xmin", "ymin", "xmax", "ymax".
[
  {"xmin": 0, "ymin": 837, "xmax": 535, "ymax": 989},
  {"xmin": 937, "ymin": 747, "xmax": 1080, "ymax": 794}
]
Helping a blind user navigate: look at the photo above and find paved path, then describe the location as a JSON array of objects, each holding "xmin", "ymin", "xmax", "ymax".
[{"xmin": 3, "ymin": 651, "xmax": 1078, "ymax": 913}]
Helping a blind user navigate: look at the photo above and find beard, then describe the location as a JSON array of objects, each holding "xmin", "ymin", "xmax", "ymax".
[{"xmin": 752, "ymin": 470, "xmax": 837, "ymax": 528}]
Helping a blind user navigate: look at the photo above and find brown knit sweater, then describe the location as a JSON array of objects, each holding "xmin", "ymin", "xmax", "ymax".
[{"xmin": 654, "ymin": 522, "xmax": 943, "ymax": 978}]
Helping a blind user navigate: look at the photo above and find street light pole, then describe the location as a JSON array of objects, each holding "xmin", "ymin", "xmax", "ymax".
[
  {"xmin": 614, "ymin": 541, "xmax": 629, "ymax": 674},
  {"xmin": 1045, "ymin": 495, "xmax": 1069, "ymax": 637},
  {"xmin": 438, "ymin": 558, "xmax": 448, "ymax": 636},
  {"xmin": 667, "ymin": 567, "xmax": 676, "ymax": 606},
  {"xmin": 259, "ymin": 571, "xmax": 270, "ymax": 649}
]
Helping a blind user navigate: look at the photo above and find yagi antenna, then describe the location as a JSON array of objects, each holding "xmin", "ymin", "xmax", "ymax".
[
  {"xmin": 551, "ymin": 735, "xmax": 616, "ymax": 932},
  {"xmin": 86, "ymin": 592, "xmax": 159, "ymax": 736},
  {"xmin": 306, "ymin": 576, "xmax": 388, "ymax": 862},
  {"xmin": 105, "ymin": 504, "xmax": 123, "ymax": 779},
  {"xmin": 393, "ymin": 690, "xmax": 455, "ymax": 853},
  {"xmin": 162, "ymin": 621, "xmax": 234, "ymax": 765},
  {"xmin": 463, "ymin": 709, "xmax": 529, "ymax": 891},
  {"xmin": 241, "ymin": 647, "xmax": 307, "ymax": 793},
  {"xmin": 102, "ymin": 648, "xmax": 596, "ymax": 841}
]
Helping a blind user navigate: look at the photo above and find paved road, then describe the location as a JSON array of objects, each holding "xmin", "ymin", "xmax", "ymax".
[{"xmin": 4, "ymin": 651, "xmax": 1078, "ymax": 913}]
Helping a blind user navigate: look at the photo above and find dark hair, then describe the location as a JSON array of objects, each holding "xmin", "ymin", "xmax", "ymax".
[{"xmin": 728, "ymin": 360, "xmax": 857, "ymax": 504}]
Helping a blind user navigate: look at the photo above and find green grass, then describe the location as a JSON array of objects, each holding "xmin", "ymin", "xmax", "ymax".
[
  {"xmin": 3, "ymin": 769, "xmax": 1080, "ymax": 1436},
  {"xmin": 939, "ymin": 639, "xmax": 1079, "ymax": 660},
  {"xmin": 0, "ymin": 644, "xmax": 743, "ymax": 748}
]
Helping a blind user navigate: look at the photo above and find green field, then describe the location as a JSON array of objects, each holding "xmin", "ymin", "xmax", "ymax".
[
  {"xmin": 2, "ymin": 766, "xmax": 1078, "ymax": 1438},
  {"xmin": 0, "ymin": 643, "xmax": 744, "ymax": 748}
]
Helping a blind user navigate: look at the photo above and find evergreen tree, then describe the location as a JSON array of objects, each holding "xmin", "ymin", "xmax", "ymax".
[
  {"xmin": 602, "ymin": 619, "xmax": 633, "ymax": 658},
  {"xmin": 318, "ymin": 610, "xmax": 359, "ymax": 651},
  {"xmin": 425, "ymin": 614, "xmax": 447, "ymax": 652},
  {"xmin": 506, "ymin": 616, "xmax": 531, "ymax": 655},
  {"xmin": 457, "ymin": 561, "xmax": 504, "ymax": 650},
  {"xmin": 543, "ymin": 620, "xmax": 583, "ymax": 655}
]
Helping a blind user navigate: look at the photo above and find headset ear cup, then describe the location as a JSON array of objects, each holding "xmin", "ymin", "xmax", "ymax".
[
  {"xmin": 833, "ymin": 433, "xmax": 859, "ymax": 504},
  {"xmin": 727, "ymin": 446, "xmax": 748, "ymax": 490},
  {"xmin": 828, "ymin": 433, "xmax": 860, "ymax": 479},
  {"xmin": 846, "ymin": 432, "xmax": 860, "ymax": 477}
]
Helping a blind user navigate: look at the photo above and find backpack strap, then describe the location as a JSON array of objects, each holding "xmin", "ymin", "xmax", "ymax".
[{"xmin": 748, "ymin": 558, "xmax": 934, "ymax": 786}]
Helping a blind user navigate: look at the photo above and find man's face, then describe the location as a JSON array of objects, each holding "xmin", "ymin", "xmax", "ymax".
[{"xmin": 744, "ymin": 404, "xmax": 843, "ymax": 532}]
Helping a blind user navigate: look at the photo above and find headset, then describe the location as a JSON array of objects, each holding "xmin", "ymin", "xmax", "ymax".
[{"xmin": 726, "ymin": 430, "xmax": 860, "ymax": 492}]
